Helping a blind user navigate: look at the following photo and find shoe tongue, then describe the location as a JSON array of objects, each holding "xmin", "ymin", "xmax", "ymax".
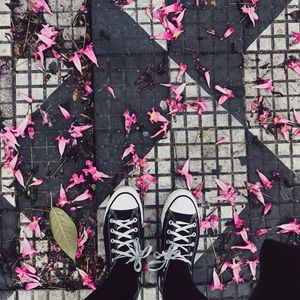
[
  {"xmin": 172, "ymin": 211, "xmax": 194, "ymax": 224},
  {"xmin": 112, "ymin": 209, "xmax": 135, "ymax": 220}
]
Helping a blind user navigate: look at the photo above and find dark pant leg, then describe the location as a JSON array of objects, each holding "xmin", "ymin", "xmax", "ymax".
[
  {"xmin": 85, "ymin": 261, "xmax": 139, "ymax": 300},
  {"xmin": 249, "ymin": 239, "xmax": 300, "ymax": 300},
  {"xmin": 163, "ymin": 261, "xmax": 207, "ymax": 300}
]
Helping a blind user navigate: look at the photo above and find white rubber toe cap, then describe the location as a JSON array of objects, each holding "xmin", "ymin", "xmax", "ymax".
[{"xmin": 161, "ymin": 189, "xmax": 199, "ymax": 223}]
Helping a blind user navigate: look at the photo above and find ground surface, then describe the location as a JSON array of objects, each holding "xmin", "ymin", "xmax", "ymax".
[{"xmin": 1, "ymin": 0, "xmax": 300, "ymax": 299}]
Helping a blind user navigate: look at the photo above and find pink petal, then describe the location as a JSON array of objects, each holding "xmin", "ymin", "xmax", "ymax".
[
  {"xmin": 107, "ymin": 86, "xmax": 116, "ymax": 99},
  {"xmin": 293, "ymin": 109, "xmax": 300, "ymax": 125},
  {"xmin": 263, "ymin": 202, "xmax": 272, "ymax": 216},
  {"xmin": 210, "ymin": 268, "xmax": 224, "ymax": 291},
  {"xmin": 69, "ymin": 52, "xmax": 82, "ymax": 74},
  {"xmin": 222, "ymin": 27, "xmax": 235, "ymax": 39},
  {"xmin": 204, "ymin": 70, "xmax": 211, "ymax": 87},
  {"xmin": 25, "ymin": 282, "xmax": 42, "ymax": 290},
  {"xmin": 14, "ymin": 169, "xmax": 25, "ymax": 187},
  {"xmin": 29, "ymin": 178, "xmax": 44, "ymax": 187},
  {"xmin": 215, "ymin": 137, "xmax": 225, "ymax": 145},
  {"xmin": 59, "ymin": 105, "xmax": 71, "ymax": 120}
]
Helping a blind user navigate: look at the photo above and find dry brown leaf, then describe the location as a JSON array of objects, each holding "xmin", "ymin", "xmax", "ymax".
[{"xmin": 72, "ymin": 89, "xmax": 79, "ymax": 101}]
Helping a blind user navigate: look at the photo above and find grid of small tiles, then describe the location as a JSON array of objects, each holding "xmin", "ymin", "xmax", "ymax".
[
  {"xmin": 97, "ymin": 57, "xmax": 248, "ymax": 300},
  {"xmin": 0, "ymin": 0, "xmax": 94, "ymax": 298},
  {"xmin": 0, "ymin": 1, "xmax": 15, "ymax": 209},
  {"xmin": 245, "ymin": 0, "xmax": 300, "ymax": 173}
]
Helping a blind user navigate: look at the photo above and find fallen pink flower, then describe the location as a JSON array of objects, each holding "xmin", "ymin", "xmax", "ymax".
[
  {"xmin": 214, "ymin": 85, "xmax": 235, "ymax": 106},
  {"xmin": 83, "ymin": 43, "xmax": 98, "ymax": 67},
  {"xmin": 14, "ymin": 169, "xmax": 25, "ymax": 187},
  {"xmin": 176, "ymin": 63, "xmax": 187, "ymax": 81},
  {"xmin": 256, "ymin": 228, "xmax": 270, "ymax": 236},
  {"xmin": 123, "ymin": 110, "xmax": 137, "ymax": 135},
  {"xmin": 151, "ymin": 121, "xmax": 170, "ymax": 138},
  {"xmin": 22, "ymin": 237, "xmax": 36, "ymax": 259},
  {"xmin": 251, "ymin": 0, "xmax": 259, "ymax": 4},
  {"xmin": 215, "ymin": 179, "xmax": 238, "ymax": 205},
  {"xmin": 69, "ymin": 52, "xmax": 82, "ymax": 74},
  {"xmin": 28, "ymin": 216, "xmax": 43, "ymax": 238},
  {"xmin": 190, "ymin": 98, "xmax": 208, "ymax": 115},
  {"xmin": 256, "ymin": 170, "xmax": 272, "ymax": 189},
  {"xmin": 67, "ymin": 173, "xmax": 85, "ymax": 190},
  {"xmin": 72, "ymin": 189, "xmax": 93, "ymax": 203},
  {"xmin": 56, "ymin": 135, "xmax": 70, "ymax": 157},
  {"xmin": 200, "ymin": 217, "xmax": 208, "ymax": 233},
  {"xmin": 147, "ymin": 108, "xmax": 168, "ymax": 124},
  {"xmin": 77, "ymin": 268, "xmax": 96, "ymax": 290},
  {"xmin": 209, "ymin": 215, "xmax": 218, "ymax": 233},
  {"xmin": 59, "ymin": 105, "xmax": 71, "ymax": 120},
  {"xmin": 215, "ymin": 137, "xmax": 225, "ymax": 145},
  {"xmin": 135, "ymin": 172, "xmax": 156, "ymax": 198},
  {"xmin": 178, "ymin": 159, "xmax": 193, "ymax": 190},
  {"xmin": 251, "ymin": 95, "xmax": 263, "ymax": 113},
  {"xmin": 4, "ymin": 153, "xmax": 18, "ymax": 171},
  {"xmin": 84, "ymin": 81, "xmax": 93, "ymax": 96},
  {"xmin": 241, "ymin": 5, "xmax": 259, "ymax": 27},
  {"xmin": 277, "ymin": 219, "xmax": 300, "ymax": 234},
  {"xmin": 231, "ymin": 259, "xmax": 244, "ymax": 283},
  {"xmin": 130, "ymin": 154, "xmax": 149, "ymax": 169},
  {"xmin": 253, "ymin": 79, "xmax": 274, "ymax": 92},
  {"xmin": 82, "ymin": 160, "xmax": 111, "ymax": 182},
  {"xmin": 233, "ymin": 209, "xmax": 244, "ymax": 229},
  {"xmin": 57, "ymin": 184, "xmax": 70, "ymax": 207},
  {"xmin": 204, "ymin": 70, "xmax": 211, "ymax": 87},
  {"xmin": 68, "ymin": 123, "xmax": 92, "ymax": 138},
  {"xmin": 76, "ymin": 227, "xmax": 89, "ymax": 259},
  {"xmin": 28, "ymin": 178, "xmax": 43, "ymax": 187},
  {"xmin": 16, "ymin": 263, "xmax": 40, "ymax": 283},
  {"xmin": 287, "ymin": 57, "xmax": 300, "ymax": 76},
  {"xmin": 25, "ymin": 282, "xmax": 42, "ymax": 291},
  {"xmin": 246, "ymin": 259, "xmax": 259, "ymax": 280},
  {"xmin": 210, "ymin": 268, "xmax": 224, "ymax": 291},
  {"xmin": 263, "ymin": 202, "xmax": 272, "ymax": 216},
  {"xmin": 107, "ymin": 86, "xmax": 116, "ymax": 99},
  {"xmin": 246, "ymin": 181, "xmax": 265, "ymax": 206},
  {"xmin": 14, "ymin": 115, "xmax": 30, "ymax": 138},
  {"xmin": 122, "ymin": 143, "xmax": 135, "ymax": 160},
  {"xmin": 30, "ymin": 0, "xmax": 52, "ymax": 14},
  {"xmin": 291, "ymin": 31, "xmax": 300, "ymax": 45},
  {"xmin": 231, "ymin": 240, "xmax": 257, "ymax": 253},
  {"xmin": 0, "ymin": 126, "xmax": 20, "ymax": 149},
  {"xmin": 40, "ymin": 24, "xmax": 57, "ymax": 39},
  {"xmin": 36, "ymin": 34, "xmax": 56, "ymax": 47},
  {"xmin": 222, "ymin": 27, "xmax": 235, "ymax": 39},
  {"xmin": 193, "ymin": 181, "xmax": 204, "ymax": 201},
  {"xmin": 236, "ymin": 227, "xmax": 249, "ymax": 243},
  {"xmin": 278, "ymin": 124, "xmax": 292, "ymax": 141}
]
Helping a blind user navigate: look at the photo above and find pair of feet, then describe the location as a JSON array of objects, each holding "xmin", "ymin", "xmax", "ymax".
[{"xmin": 104, "ymin": 186, "xmax": 200, "ymax": 294}]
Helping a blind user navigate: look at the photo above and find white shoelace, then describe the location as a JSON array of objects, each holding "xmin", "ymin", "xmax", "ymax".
[
  {"xmin": 148, "ymin": 220, "xmax": 196, "ymax": 271},
  {"xmin": 110, "ymin": 218, "xmax": 152, "ymax": 272}
]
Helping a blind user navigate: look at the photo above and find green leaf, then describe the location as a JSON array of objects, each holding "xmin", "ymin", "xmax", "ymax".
[{"xmin": 50, "ymin": 207, "xmax": 78, "ymax": 262}]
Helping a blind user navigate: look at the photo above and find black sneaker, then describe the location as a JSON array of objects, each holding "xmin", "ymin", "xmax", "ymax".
[
  {"xmin": 149, "ymin": 189, "xmax": 200, "ymax": 293},
  {"xmin": 103, "ymin": 186, "xmax": 152, "ymax": 292}
]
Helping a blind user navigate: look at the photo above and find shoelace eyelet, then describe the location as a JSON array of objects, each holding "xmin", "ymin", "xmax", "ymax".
[
  {"xmin": 133, "ymin": 218, "xmax": 138, "ymax": 223},
  {"xmin": 193, "ymin": 223, "xmax": 197, "ymax": 227},
  {"xmin": 134, "ymin": 227, "xmax": 138, "ymax": 232},
  {"xmin": 111, "ymin": 238, "xmax": 115, "ymax": 243},
  {"xmin": 168, "ymin": 220, "xmax": 173, "ymax": 225},
  {"xmin": 190, "ymin": 252, "xmax": 193, "ymax": 256},
  {"xmin": 167, "ymin": 229, "xmax": 171, "ymax": 234},
  {"xmin": 110, "ymin": 218, "xmax": 114, "ymax": 223},
  {"xmin": 110, "ymin": 229, "xmax": 114, "ymax": 233},
  {"xmin": 192, "ymin": 232, "xmax": 196, "ymax": 237}
]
